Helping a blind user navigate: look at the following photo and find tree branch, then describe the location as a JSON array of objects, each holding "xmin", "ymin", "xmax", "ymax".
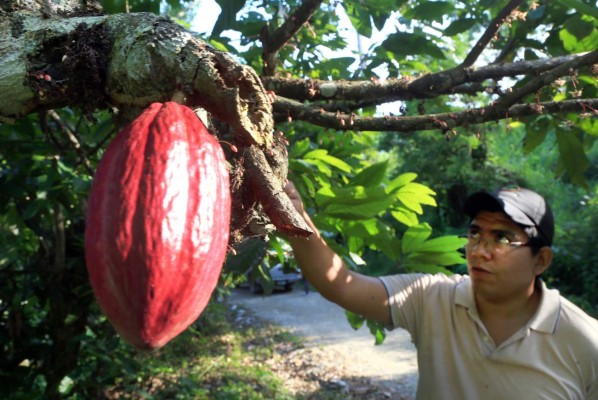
[
  {"xmin": 260, "ymin": 0, "xmax": 323, "ymax": 76},
  {"xmin": 262, "ymin": 53, "xmax": 590, "ymax": 104},
  {"xmin": 0, "ymin": 12, "xmax": 275, "ymax": 147},
  {"xmin": 274, "ymin": 95, "xmax": 598, "ymax": 132},
  {"xmin": 0, "ymin": 0, "xmax": 102, "ymax": 17},
  {"xmin": 244, "ymin": 146, "xmax": 312, "ymax": 237},
  {"xmin": 0, "ymin": 10, "xmax": 312, "ymax": 241},
  {"xmin": 461, "ymin": 0, "xmax": 524, "ymax": 68},
  {"xmin": 492, "ymin": 49, "xmax": 598, "ymax": 112},
  {"xmin": 46, "ymin": 110, "xmax": 94, "ymax": 175}
]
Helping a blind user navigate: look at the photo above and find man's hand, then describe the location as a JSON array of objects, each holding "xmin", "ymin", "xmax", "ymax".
[{"xmin": 284, "ymin": 180, "xmax": 305, "ymax": 215}]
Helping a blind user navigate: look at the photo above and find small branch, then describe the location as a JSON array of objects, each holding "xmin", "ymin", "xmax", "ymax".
[
  {"xmin": 260, "ymin": 0, "xmax": 323, "ymax": 76},
  {"xmin": 52, "ymin": 201, "xmax": 66, "ymax": 274},
  {"xmin": 492, "ymin": 49, "xmax": 598, "ymax": 112},
  {"xmin": 274, "ymin": 95, "xmax": 598, "ymax": 132},
  {"xmin": 461, "ymin": 0, "xmax": 524, "ymax": 68},
  {"xmin": 88, "ymin": 127, "xmax": 116, "ymax": 158},
  {"xmin": 494, "ymin": 37, "xmax": 517, "ymax": 64},
  {"xmin": 47, "ymin": 110, "xmax": 94, "ymax": 175},
  {"xmin": 40, "ymin": 111, "xmax": 66, "ymax": 150}
]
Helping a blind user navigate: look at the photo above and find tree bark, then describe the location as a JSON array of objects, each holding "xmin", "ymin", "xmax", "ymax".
[
  {"xmin": 262, "ymin": 50, "xmax": 598, "ymax": 132},
  {"xmin": 0, "ymin": 6, "xmax": 312, "ymax": 241}
]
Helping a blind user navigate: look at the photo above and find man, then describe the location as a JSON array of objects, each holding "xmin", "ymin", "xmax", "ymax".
[{"xmin": 284, "ymin": 182, "xmax": 598, "ymax": 399}]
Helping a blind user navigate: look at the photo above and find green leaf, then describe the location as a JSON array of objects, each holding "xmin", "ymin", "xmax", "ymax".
[
  {"xmin": 345, "ymin": 310, "xmax": 365, "ymax": 330},
  {"xmin": 316, "ymin": 185, "xmax": 398, "ymax": 219},
  {"xmin": 343, "ymin": 219, "xmax": 382, "ymax": 236},
  {"xmin": 289, "ymin": 159, "xmax": 315, "ymax": 174},
  {"xmin": 208, "ymin": 38, "xmax": 230, "ymax": 52},
  {"xmin": 413, "ymin": 235, "xmax": 468, "ymax": 253},
  {"xmin": 314, "ymin": 185, "xmax": 336, "ymax": 205},
  {"xmin": 562, "ymin": 15, "xmax": 595, "ymax": 40},
  {"xmin": 237, "ymin": 11, "xmax": 266, "ymax": 38},
  {"xmin": 304, "ymin": 149, "xmax": 353, "ymax": 172},
  {"xmin": 559, "ymin": 19, "xmax": 598, "ymax": 52},
  {"xmin": 523, "ymin": 117, "xmax": 552, "ymax": 154},
  {"xmin": 302, "ymin": 159, "xmax": 333, "ymax": 176},
  {"xmin": 320, "ymin": 57, "xmax": 358, "ymax": 76},
  {"xmin": 212, "ymin": 0, "xmax": 247, "ymax": 38},
  {"xmin": 396, "ymin": 182, "xmax": 437, "ymax": 214},
  {"xmin": 383, "ymin": 32, "xmax": 445, "ymax": 59},
  {"xmin": 22, "ymin": 199, "xmax": 46, "ymax": 220},
  {"xmin": 350, "ymin": 161, "xmax": 388, "ymax": 188},
  {"xmin": 58, "ymin": 376, "xmax": 74, "ymax": 395},
  {"xmin": 224, "ymin": 239, "xmax": 268, "ymax": 274},
  {"xmin": 555, "ymin": 127, "xmax": 590, "ymax": 189},
  {"xmin": 326, "ymin": 197, "xmax": 396, "ymax": 219},
  {"xmin": 404, "ymin": 263, "xmax": 453, "ymax": 275},
  {"xmin": 401, "ymin": 223, "xmax": 432, "ymax": 254},
  {"xmin": 390, "ymin": 209, "xmax": 419, "ymax": 227},
  {"xmin": 366, "ymin": 319, "xmax": 387, "ymax": 345},
  {"xmin": 316, "ymin": 185, "xmax": 371, "ymax": 205},
  {"xmin": 346, "ymin": 3, "xmax": 373, "ymax": 37},
  {"xmin": 444, "ymin": 18, "xmax": 477, "ymax": 36},
  {"xmin": 269, "ymin": 236, "xmax": 286, "ymax": 265},
  {"xmin": 290, "ymin": 138, "xmax": 311, "ymax": 158},
  {"xmin": 347, "ymin": 235, "xmax": 366, "ymax": 254},
  {"xmin": 403, "ymin": 1, "xmax": 455, "ymax": 23},
  {"xmin": 376, "ymin": 235, "xmax": 403, "ymax": 261},
  {"xmin": 555, "ymin": 0, "xmax": 598, "ymax": 19},
  {"xmin": 254, "ymin": 262, "xmax": 274, "ymax": 295},
  {"xmin": 528, "ymin": 5, "xmax": 547, "ymax": 20},
  {"xmin": 386, "ymin": 172, "xmax": 418, "ymax": 193},
  {"xmin": 407, "ymin": 251, "xmax": 466, "ymax": 266}
]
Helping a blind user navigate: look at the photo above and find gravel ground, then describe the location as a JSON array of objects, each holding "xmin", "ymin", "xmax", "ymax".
[{"xmin": 228, "ymin": 288, "xmax": 418, "ymax": 399}]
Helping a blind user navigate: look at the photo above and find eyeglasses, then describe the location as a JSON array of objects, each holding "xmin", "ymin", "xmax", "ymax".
[{"xmin": 461, "ymin": 231, "xmax": 529, "ymax": 254}]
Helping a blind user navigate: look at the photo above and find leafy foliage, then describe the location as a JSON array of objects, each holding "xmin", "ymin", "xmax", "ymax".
[
  {"xmin": 281, "ymin": 121, "xmax": 466, "ymax": 341},
  {"xmin": 0, "ymin": 111, "xmax": 115, "ymax": 398}
]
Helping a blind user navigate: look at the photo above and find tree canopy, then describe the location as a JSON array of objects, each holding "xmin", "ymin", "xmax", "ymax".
[{"xmin": 0, "ymin": 0, "xmax": 596, "ymax": 398}]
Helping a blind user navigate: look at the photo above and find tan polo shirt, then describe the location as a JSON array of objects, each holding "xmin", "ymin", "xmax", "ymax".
[{"xmin": 380, "ymin": 273, "xmax": 598, "ymax": 400}]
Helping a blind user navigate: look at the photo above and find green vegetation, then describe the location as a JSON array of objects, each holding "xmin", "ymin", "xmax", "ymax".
[
  {"xmin": 7, "ymin": 301, "xmax": 303, "ymax": 400},
  {"xmin": 1, "ymin": 0, "xmax": 597, "ymax": 398},
  {"xmin": 100, "ymin": 304, "xmax": 292, "ymax": 400}
]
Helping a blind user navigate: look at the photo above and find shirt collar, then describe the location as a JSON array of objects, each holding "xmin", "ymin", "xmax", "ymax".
[
  {"xmin": 455, "ymin": 277, "xmax": 475, "ymax": 309},
  {"xmin": 528, "ymin": 280, "xmax": 561, "ymax": 334},
  {"xmin": 454, "ymin": 277, "xmax": 561, "ymax": 334}
]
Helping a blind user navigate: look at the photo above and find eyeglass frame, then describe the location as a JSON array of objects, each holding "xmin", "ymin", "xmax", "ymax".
[{"xmin": 460, "ymin": 230, "xmax": 532, "ymax": 253}]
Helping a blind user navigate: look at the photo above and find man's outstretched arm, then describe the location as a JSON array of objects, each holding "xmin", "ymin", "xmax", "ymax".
[{"xmin": 284, "ymin": 182, "xmax": 392, "ymax": 326}]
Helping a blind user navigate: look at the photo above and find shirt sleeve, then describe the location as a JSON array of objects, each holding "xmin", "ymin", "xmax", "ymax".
[{"xmin": 379, "ymin": 273, "xmax": 466, "ymax": 339}]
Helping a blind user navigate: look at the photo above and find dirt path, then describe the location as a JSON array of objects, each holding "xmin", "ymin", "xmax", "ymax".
[{"xmin": 228, "ymin": 288, "xmax": 418, "ymax": 399}]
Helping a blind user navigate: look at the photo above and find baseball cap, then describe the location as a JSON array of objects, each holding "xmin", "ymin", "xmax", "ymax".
[{"xmin": 463, "ymin": 187, "xmax": 554, "ymax": 247}]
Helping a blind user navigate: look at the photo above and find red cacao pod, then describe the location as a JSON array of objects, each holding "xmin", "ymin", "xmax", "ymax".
[{"xmin": 85, "ymin": 102, "xmax": 231, "ymax": 350}]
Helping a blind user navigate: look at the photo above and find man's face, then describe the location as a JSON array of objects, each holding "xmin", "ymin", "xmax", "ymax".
[{"xmin": 465, "ymin": 210, "xmax": 543, "ymax": 302}]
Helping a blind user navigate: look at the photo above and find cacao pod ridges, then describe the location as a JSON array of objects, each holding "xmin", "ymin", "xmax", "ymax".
[{"xmin": 85, "ymin": 102, "xmax": 231, "ymax": 350}]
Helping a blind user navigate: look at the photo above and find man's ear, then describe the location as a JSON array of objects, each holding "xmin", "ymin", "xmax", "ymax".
[{"xmin": 534, "ymin": 247, "xmax": 553, "ymax": 276}]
